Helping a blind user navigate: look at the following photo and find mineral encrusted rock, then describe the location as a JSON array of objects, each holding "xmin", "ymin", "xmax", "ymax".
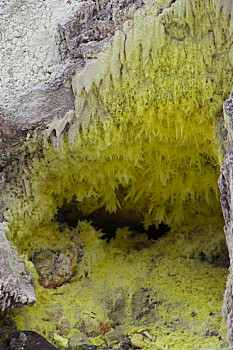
[
  {"xmin": 0, "ymin": 0, "xmax": 146, "ymax": 310},
  {"xmin": 33, "ymin": 243, "xmax": 83, "ymax": 289},
  {"xmin": 0, "ymin": 223, "xmax": 35, "ymax": 312},
  {"xmin": 0, "ymin": 0, "xmax": 144, "ymax": 169},
  {"xmin": 2, "ymin": 0, "xmax": 233, "ymax": 348},
  {"xmin": 0, "ymin": 0, "xmax": 143, "ymax": 315}
]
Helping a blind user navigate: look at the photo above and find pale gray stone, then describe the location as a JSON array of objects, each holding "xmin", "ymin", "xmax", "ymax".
[{"xmin": 0, "ymin": 223, "xmax": 36, "ymax": 312}]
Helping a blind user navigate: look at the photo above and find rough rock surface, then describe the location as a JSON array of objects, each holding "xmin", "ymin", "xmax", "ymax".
[
  {"xmin": 7, "ymin": 331, "xmax": 58, "ymax": 350},
  {"xmin": 0, "ymin": 223, "xmax": 35, "ymax": 312},
  {"xmin": 219, "ymin": 93, "xmax": 233, "ymax": 345},
  {"xmin": 0, "ymin": 0, "xmax": 144, "ymax": 169},
  {"xmin": 33, "ymin": 243, "xmax": 83, "ymax": 289}
]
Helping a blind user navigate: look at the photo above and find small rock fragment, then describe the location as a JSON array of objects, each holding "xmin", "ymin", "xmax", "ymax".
[
  {"xmin": 33, "ymin": 243, "xmax": 83, "ymax": 289},
  {"xmin": 9, "ymin": 331, "xmax": 58, "ymax": 350}
]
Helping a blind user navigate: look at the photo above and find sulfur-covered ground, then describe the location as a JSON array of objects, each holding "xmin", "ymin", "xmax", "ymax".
[{"xmin": 9, "ymin": 219, "xmax": 229, "ymax": 349}]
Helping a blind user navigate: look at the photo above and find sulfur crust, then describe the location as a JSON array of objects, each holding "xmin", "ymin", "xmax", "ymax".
[
  {"xmin": 11, "ymin": 222, "xmax": 229, "ymax": 349},
  {"xmin": 2, "ymin": 0, "xmax": 233, "ymax": 348},
  {"xmin": 4, "ymin": 0, "xmax": 233, "ymax": 244}
]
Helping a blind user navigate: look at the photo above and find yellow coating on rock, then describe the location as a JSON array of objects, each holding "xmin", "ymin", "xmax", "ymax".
[
  {"xmin": 12, "ymin": 222, "xmax": 229, "ymax": 349},
  {"xmin": 2, "ymin": 0, "xmax": 233, "ymax": 349},
  {"xmin": 4, "ymin": 0, "xmax": 233, "ymax": 245}
]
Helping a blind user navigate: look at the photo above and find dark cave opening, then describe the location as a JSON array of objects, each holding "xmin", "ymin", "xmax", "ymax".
[{"xmin": 55, "ymin": 199, "xmax": 170, "ymax": 242}]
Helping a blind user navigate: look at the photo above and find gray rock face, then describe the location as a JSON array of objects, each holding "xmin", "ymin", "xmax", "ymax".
[
  {"xmin": 55, "ymin": 0, "xmax": 144, "ymax": 61},
  {"xmin": 0, "ymin": 223, "xmax": 36, "ymax": 312},
  {"xmin": 219, "ymin": 93, "xmax": 233, "ymax": 345}
]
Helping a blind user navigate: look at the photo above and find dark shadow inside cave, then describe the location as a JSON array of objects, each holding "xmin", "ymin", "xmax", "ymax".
[{"xmin": 55, "ymin": 198, "xmax": 170, "ymax": 242}]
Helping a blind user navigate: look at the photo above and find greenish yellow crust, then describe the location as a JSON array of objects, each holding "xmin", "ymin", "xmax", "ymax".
[
  {"xmin": 11, "ymin": 223, "xmax": 229, "ymax": 349},
  {"xmin": 2, "ymin": 1, "xmax": 233, "ymax": 349},
  {"xmin": 5, "ymin": 1, "xmax": 233, "ymax": 244}
]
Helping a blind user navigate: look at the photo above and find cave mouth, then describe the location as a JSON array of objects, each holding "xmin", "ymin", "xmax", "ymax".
[
  {"xmin": 5, "ymin": 131, "xmax": 230, "ymax": 350},
  {"xmin": 7, "ymin": 82, "xmax": 231, "ymax": 349}
]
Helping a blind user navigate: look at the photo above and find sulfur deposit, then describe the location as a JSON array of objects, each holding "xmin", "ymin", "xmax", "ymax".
[{"xmin": 1, "ymin": 0, "xmax": 233, "ymax": 349}]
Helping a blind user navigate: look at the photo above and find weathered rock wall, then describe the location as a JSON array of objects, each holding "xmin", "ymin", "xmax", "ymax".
[
  {"xmin": 0, "ymin": 223, "xmax": 35, "ymax": 312},
  {"xmin": 219, "ymin": 94, "xmax": 233, "ymax": 346}
]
